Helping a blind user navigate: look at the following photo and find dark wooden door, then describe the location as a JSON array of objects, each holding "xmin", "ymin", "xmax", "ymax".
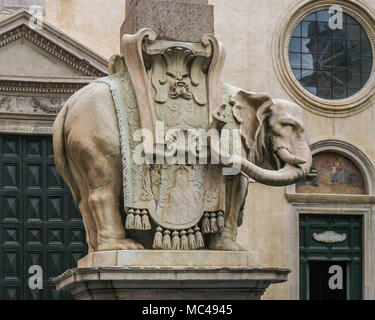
[
  {"xmin": 0, "ymin": 134, "xmax": 87, "ymax": 300},
  {"xmin": 300, "ymin": 214, "xmax": 362, "ymax": 300}
]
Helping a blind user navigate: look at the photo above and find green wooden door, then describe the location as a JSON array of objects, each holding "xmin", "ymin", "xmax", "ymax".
[
  {"xmin": 0, "ymin": 134, "xmax": 87, "ymax": 300},
  {"xmin": 299, "ymin": 214, "xmax": 362, "ymax": 300}
]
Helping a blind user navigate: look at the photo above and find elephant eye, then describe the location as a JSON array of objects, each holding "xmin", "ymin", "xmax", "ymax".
[{"xmin": 281, "ymin": 122, "xmax": 296, "ymax": 129}]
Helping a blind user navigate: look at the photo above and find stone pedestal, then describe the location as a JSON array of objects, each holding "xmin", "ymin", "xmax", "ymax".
[{"xmin": 53, "ymin": 251, "xmax": 290, "ymax": 300}]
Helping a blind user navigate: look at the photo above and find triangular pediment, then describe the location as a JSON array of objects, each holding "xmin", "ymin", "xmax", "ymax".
[
  {"xmin": 0, "ymin": 39, "xmax": 85, "ymax": 77},
  {"xmin": 0, "ymin": 10, "xmax": 108, "ymax": 80}
]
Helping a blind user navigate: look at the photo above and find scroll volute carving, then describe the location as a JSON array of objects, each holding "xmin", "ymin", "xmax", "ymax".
[
  {"xmin": 122, "ymin": 28, "xmax": 157, "ymax": 155},
  {"xmin": 121, "ymin": 29, "xmax": 225, "ymax": 138},
  {"xmin": 190, "ymin": 56, "xmax": 208, "ymax": 106}
]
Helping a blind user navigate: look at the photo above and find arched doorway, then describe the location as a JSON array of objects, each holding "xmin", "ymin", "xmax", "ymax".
[{"xmin": 286, "ymin": 140, "xmax": 375, "ymax": 300}]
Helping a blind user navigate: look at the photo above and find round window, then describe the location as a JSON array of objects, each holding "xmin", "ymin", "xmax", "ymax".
[{"xmin": 289, "ymin": 10, "xmax": 373, "ymax": 100}]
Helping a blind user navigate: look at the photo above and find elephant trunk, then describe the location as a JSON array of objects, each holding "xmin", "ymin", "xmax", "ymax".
[
  {"xmin": 209, "ymin": 131, "xmax": 312, "ymax": 186},
  {"xmin": 236, "ymin": 141, "xmax": 312, "ymax": 186},
  {"xmin": 235, "ymin": 157, "xmax": 304, "ymax": 186}
]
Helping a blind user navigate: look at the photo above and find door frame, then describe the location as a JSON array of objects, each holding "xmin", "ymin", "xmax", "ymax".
[
  {"xmin": 286, "ymin": 139, "xmax": 375, "ymax": 300},
  {"xmin": 288, "ymin": 203, "xmax": 374, "ymax": 300},
  {"xmin": 298, "ymin": 213, "xmax": 363, "ymax": 300}
]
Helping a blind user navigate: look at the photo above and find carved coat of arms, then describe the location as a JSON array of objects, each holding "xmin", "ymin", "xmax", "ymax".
[{"xmin": 101, "ymin": 31, "xmax": 227, "ymax": 250}]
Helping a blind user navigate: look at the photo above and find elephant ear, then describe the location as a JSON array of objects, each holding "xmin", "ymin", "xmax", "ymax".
[
  {"xmin": 230, "ymin": 90, "xmax": 273, "ymax": 152},
  {"xmin": 211, "ymin": 103, "xmax": 228, "ymax": 129},
  {"xmin": 108, "ymin": 54, "xmax": 127, "ymax": 75}
]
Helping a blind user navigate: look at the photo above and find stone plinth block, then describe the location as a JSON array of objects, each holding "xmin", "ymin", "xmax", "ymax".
[
  {"xmin": 54, "ymin": 251, "xmax": 290, "ymax": 300},
  {"xmin": 77, "ymin": 250, "xmax": 259, "ymax": 268},
  {"xmin": 121, "ymin": 0, "xmax": 214, "ymax": 42},
  {"xmin": 54, "ymin": 266, "xmax": 289, "ymax": 300}
]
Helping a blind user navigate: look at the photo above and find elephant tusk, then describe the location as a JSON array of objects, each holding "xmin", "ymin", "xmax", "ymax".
[{"xmin": 276, "ymin": 148, "xmax": 306, "ymax": 165}]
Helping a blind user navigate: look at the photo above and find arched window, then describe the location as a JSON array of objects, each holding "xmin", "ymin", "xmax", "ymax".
[{"xmin": 296, "ymin": 152, "xmax": 366, "ymax": 194}]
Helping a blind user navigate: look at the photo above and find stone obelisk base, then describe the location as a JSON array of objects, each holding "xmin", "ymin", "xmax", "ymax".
[{"xmin": 53, "ymin": 251, "xmax": 289, "ymax": 300}]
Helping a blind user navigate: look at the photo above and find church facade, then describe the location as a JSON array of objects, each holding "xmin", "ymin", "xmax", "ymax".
[{"xmin": 0, "ymin": 0, "xmax": 374, "ymax": 300}]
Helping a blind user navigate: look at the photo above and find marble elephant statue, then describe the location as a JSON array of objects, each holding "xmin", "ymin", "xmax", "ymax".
[
  {"xmin": 208, "ymin": 87, "xmax": 314, "ymax": 250},
  {"xmin": 53, "ymin": 78, "xmax": 145, "ymax": 252},
  {"xmin": 52, "ymin": 66, "xmax": 314, "ymax": 252}
]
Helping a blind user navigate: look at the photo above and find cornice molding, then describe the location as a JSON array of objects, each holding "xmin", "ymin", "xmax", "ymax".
[
  {"xmin": 286, "ymin": 193, "xmax": 375, "ymax": 204},
  {"xmin": 0, "ymin": 78, "xmax": 89, "ymax": 96}
]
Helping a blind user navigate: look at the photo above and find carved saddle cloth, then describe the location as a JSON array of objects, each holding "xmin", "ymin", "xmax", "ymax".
[{"xmin": 95, "ymin": 72, "xmax": 226, "ymax": 237}]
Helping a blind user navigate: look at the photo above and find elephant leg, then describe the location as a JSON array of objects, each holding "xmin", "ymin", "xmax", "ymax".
[
  {"xmin": 78, "ymin": 185, "xmax": 98, "ymax": 252},
  {"xmin": 87, "ymin": 177, "xmax": 144, "ymax": 251},
  {"xmin": 209, "ymin": 175, "xmax": 248, "ymax": 251}
]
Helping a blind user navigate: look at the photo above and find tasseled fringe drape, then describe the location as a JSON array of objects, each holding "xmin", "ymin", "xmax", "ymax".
[
  {"xmin": 153, "ymin": 227, "xmax": 163, "ymax": 249},
  {"xmin": 201, "ymin": 211, "xmax": 225, "ymax": 234},
  {"xmin": 125, "ymin": 208, "xmax": 152, "ymax": 231},
  {"xmin": 126, "ymin": 209, "xmax": 225, "ymax": 250},
  {"xmin": 152, "ymin": 225, "xmax": 206, "ymax": 250}
]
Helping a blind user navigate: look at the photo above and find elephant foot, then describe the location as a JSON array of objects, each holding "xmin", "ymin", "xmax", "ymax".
[
  {"xmin": 97, "ymin": 238, "xmax": 144, "ymax": 251},
  {"xmin": 208, "ymin": 237, "xmax": 244, "ymax": 251}
]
